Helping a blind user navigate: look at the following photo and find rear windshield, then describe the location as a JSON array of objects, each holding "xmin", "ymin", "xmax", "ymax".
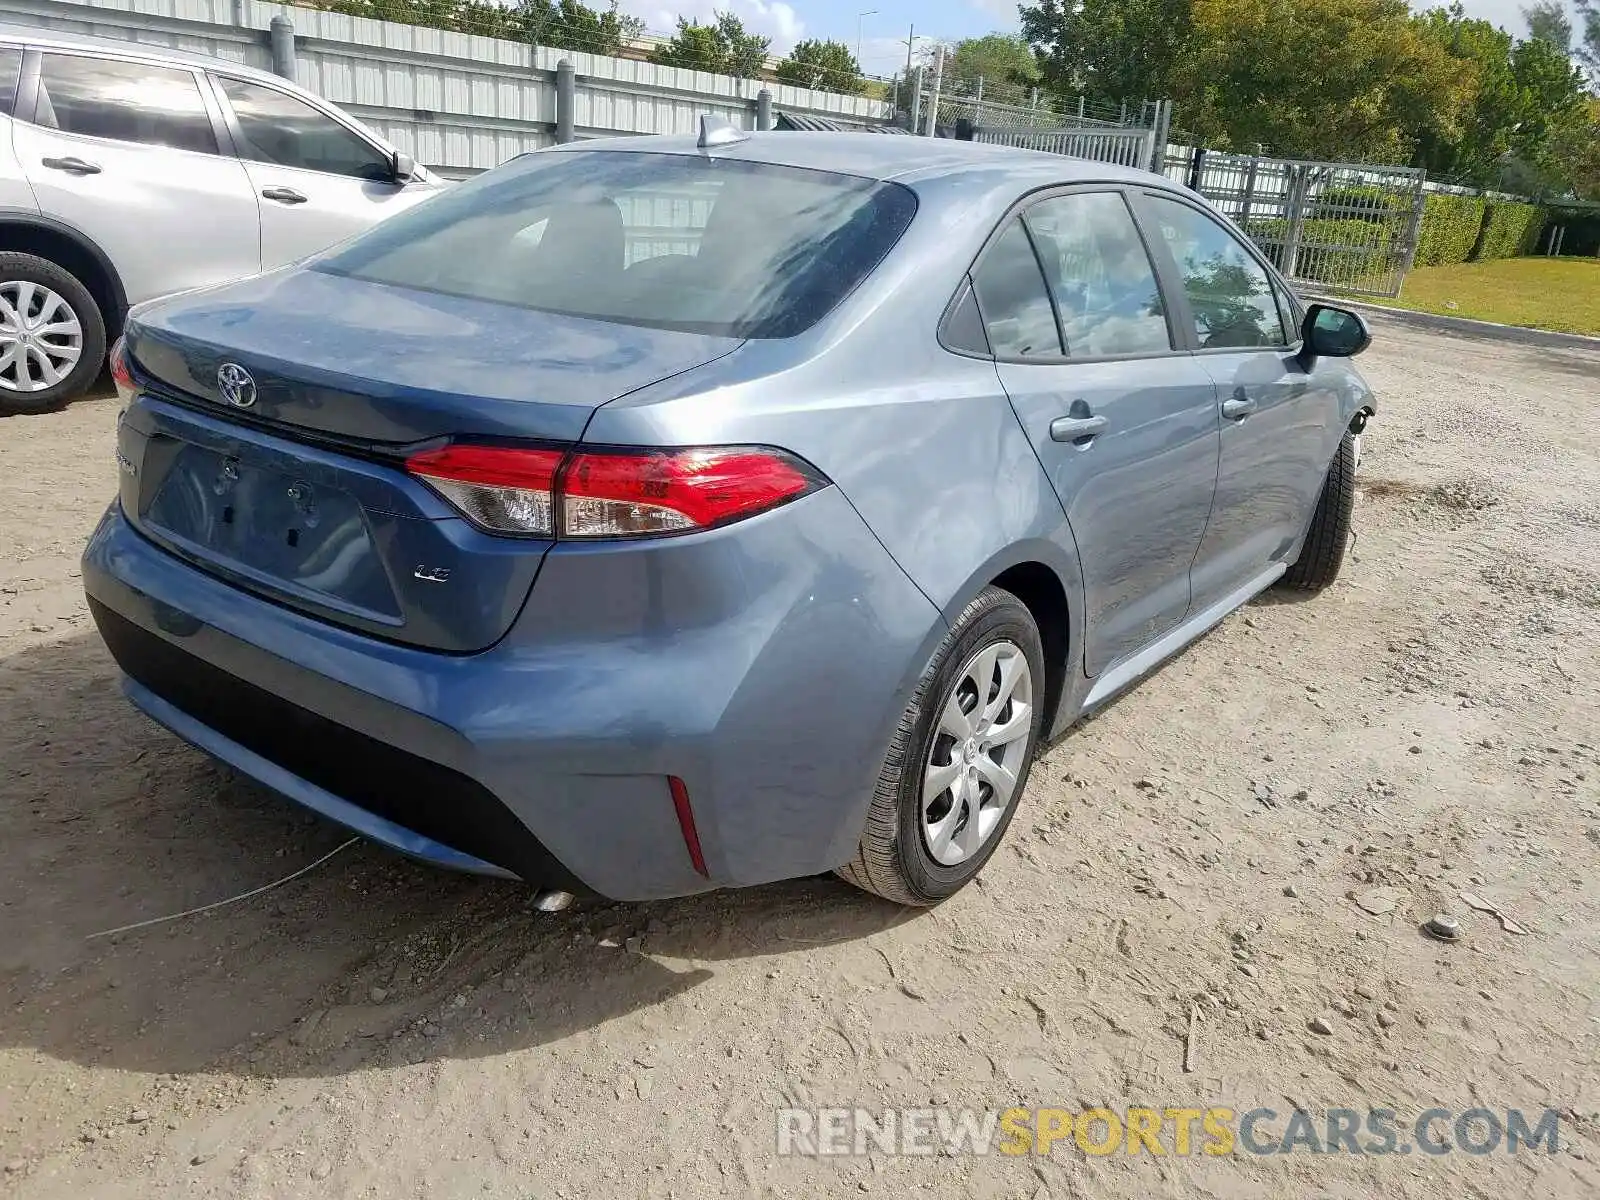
[{"xmin": 314, "ymin": 150, "xmax": 918, "ymax": 339}]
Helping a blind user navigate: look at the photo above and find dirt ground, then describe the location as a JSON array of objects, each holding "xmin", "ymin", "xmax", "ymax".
[{"xmin": 1, "ymin": 317, "xmax": 1598, "ymax": 1199}]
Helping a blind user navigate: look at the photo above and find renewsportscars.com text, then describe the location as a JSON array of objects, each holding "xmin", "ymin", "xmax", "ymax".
[{"xmin": 775, "ymin": 1106, "xmax": 1562, "ymax": 1158}]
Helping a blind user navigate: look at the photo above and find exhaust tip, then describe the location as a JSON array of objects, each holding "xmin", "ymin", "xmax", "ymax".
[{"xmin": 531, "ymin": 889, "xmax": 574, "ymax": 913}]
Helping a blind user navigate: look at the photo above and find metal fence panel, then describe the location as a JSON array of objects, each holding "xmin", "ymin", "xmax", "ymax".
[
  {"xmin": 973, "ymin": 125, "xmax": 1157, "ymax": 171},
  {"xmin": 1165, "ymin": 146, "xmax": 1426, "ymax": 297}
]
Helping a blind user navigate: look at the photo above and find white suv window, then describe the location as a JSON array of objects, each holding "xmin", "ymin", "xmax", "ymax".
[
  {"xmin": 218, "ymin": 77, "xmax": 390, "ymax": 182},
  {"xmin": 0, "ymin": 47, "xmax": 21, "ymax": 116},
  {"xmin": 34, "ymin": 54, "xmax": 217, "ymax": 155}
]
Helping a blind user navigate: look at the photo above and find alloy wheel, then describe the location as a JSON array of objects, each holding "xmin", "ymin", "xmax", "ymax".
[{"xmin": 920, "ymin": 639, "xmax": 1034, "ymax": 866}]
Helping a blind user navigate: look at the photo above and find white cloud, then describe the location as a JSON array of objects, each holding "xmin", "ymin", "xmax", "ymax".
[{"xmin": 619, "ymin": 0, "xmax": 806, "ymax": 53}]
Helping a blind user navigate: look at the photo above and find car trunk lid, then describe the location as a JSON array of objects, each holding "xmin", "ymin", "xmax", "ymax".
[
  {"xmin": 125, "ymin": 268, "xmax": 740, "ymax": 444},
  {"xmin": 118, "ymin": 269, "xmax": 741, "ymax": 652}
]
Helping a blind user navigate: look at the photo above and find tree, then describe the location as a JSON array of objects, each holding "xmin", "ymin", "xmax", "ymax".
[
  {"xmin": 1505, "ymin": 33, "xmax": 1593, "ymax": 183},
  {"xmin": 652, "ymin": 17, "xmax": 724, "ymax": 71},
  {"xmin": 1576, "ymin": 0, "xmax": 1600, "ymax": 73},
  {"xmin": 1019, "ymin": 0, "xmax": 1193, "ymax": 103},
  {"xmin": 1548, "ymin": 96, "xmax": 1600, "ymax": 198},
  {"xmin": 1169, "ymin": 0, "xmax": 1470, "ymax": 160},
  {"xmin": 775, "ymin": 40, "xmax": 865, "ymax": 94},
  {"xmin": 316, "ymin": 0, "xmax": 641, "ymax": 54},
  {"xmin": 1526, "ymin": 0, "xmax": 1600, "ymax": 74},
  {"xmin": 945, "ymin": 34, "xmax": 1041, "ymax": 104},
  {"xmin": 717, "ymin": 11, "xmax": 772, "ymax": 78},
  {"xmin": 1413, "ymin": 5, "xmax": 1529, "ymax": 181},
  {"xmin": 1523, "ymin": 0, "xmax": 1573, "ymax": 50},
  {"xmin": 1413, "ymin": 4, "xmax": 1589, "ymax": 189},
  {"xmin": 652, "ymin": 11, "xmax": 770, "ymax": 77},
  {"xmin": 521, "ymin": 0, "xmax": 642, "ymax": 56}
]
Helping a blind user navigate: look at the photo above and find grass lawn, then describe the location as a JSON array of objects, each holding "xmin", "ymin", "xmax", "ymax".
[{"xmin": 1384, "ymin": 256, "xmax": 1600, "ymax": 336}]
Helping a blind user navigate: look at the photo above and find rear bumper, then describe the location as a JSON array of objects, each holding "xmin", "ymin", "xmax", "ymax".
[
  {"xmin": 83, "ymin": 487, "xmax": 943, "ymax": 900},
  {"xmin": 96, "ymin": 602, "xmax": 535, "ymax": 882}
]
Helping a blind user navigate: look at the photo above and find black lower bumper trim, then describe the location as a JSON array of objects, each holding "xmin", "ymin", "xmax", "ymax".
[{"xmin": 88, "ymin": 598, "xmax": 583, "ymax": 891}]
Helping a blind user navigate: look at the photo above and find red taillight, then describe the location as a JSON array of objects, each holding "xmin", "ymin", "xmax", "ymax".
[
  {"xmin": 406, "ymin": 444, "xmax": 565, "ymax": 535},
  {"xmin": 406, "ymin": 443, "xmax": 823, "ymax": 540},
  {"xmin": 560, "ymin": 447, "xmax": 817, "ymax": 538},
  {"xmin": 109, "ymin": 337, "xmax": 134, "ymax": 403}
]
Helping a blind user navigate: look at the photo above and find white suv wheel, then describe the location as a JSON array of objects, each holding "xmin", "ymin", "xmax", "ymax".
[{"xmin": 0, "ymin": 280, "xmax": 85, "ymax": 393}]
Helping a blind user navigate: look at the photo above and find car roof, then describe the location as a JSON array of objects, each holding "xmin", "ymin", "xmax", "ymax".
[
  {"xmin": 0, "ymin": 21, "xmax": 305, "ymax": 90},
  {"xmin": 554, "ymin": 130, "xmax": 1170, "ymax": 190}
]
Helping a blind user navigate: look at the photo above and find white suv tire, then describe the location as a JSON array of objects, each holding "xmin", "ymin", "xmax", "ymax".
[{"xmin": 0, "ymin": 251, "xmax": 108, "ymax": 415}]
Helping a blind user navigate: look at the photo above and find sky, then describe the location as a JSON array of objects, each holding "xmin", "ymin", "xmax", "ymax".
[{"xmin": 618, "ymin": 0, "xmax": 1542, "ymax": 79}]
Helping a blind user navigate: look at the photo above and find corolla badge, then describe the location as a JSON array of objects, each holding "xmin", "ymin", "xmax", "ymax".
[{"xmin": 216, "ymin": 362, "xmax": 256, "ymax": 408}]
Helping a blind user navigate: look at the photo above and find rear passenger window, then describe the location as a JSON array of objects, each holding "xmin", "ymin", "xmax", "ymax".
[
  {"xmin": 1023, "ymin": 192, "xmax": 1171, "ymax": 357},
  {"xmin": 34, "ymin": 55, "xmax": 217, "ymax": 155},
  {"xmin": 0, "ymin": 48, "xmax": 22, "ymax": 116},
  {"xmin": 971, "ymin": 220, "xmax": 1061, "ymax": 358}
]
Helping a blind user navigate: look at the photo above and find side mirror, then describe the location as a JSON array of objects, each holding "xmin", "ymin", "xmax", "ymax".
[
  {"xmin": 1299, "ymin": 303, "xmax": 1370, "ymax": 367},
  {"xmin": 391, "ymin": 150, "xmax": 417, "ymax": 183}
]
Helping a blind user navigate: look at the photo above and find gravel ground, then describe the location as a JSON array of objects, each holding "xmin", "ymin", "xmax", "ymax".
[{"xmin": 2, "ymin": 318, "xmax": 1598, "ymax": 1199}]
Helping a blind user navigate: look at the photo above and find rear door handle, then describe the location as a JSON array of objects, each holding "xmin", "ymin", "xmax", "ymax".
[
  {"xmin": 1222, "ymin": 397, "xmax": 1257, "ymax": 420},
  {"xmin": 1050, "ymin": 414, "xmax": 1108, "ymax": 442},
  {"xmin": 41, "ymin": 156, "xmax": 101, "ymax": 175},
  {"xmin": 261, "ymin": 186, "xmax": 308, "ymax": 205}
]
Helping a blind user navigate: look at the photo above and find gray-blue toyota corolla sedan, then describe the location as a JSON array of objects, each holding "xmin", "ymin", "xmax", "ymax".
[{"xmin": 84, "ymin": 129, "xmax": 1376, "ymax": 906}]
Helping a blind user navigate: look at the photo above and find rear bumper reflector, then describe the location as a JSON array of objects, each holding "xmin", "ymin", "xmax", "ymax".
[{"xmin": 668, "ymin": 775, "xmax": 709, "ymax": 878}]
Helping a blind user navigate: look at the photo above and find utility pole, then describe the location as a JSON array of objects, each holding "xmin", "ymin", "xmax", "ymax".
[
  {"xmin": 925, "ymin": 41, "xmax": 945, "ymax": 136},
  {"xmin": 901, "ymin": 24, "xmax": 917, "ymax": 131},
  {"xmin": 856, "ymin": 10, "xmax": 877, "ymax": 63}
]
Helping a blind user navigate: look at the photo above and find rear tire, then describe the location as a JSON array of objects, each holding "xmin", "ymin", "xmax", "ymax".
[
  {"xmin": 0, "ymin": 252, "xmax": 106, "ymax": 416},
  {"xmin": 1280, "ymin": 431, "xmax": 1357, "ymax": 592},
  {"xmin": 838, "ymin": 586, "xmax": 1046, "ymax": 906}
]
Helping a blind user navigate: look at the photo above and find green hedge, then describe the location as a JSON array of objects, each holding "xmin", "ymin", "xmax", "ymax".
[
  {"xmin": 1474, "ymin": 201, "xmax": 1546, "ymax": 261},
  {"xmin": 1415, "ymin": 193, "xmax": 1486, "ymax": 267}
]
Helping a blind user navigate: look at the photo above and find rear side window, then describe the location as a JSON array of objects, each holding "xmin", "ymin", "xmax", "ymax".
[
  {"xmin": 971, "ymin": 219, "xmax": 1062, "ymax": 358},
  {"xmin": 0, "ymin": 47, "xmax": 21, "ymax": 116},
  {"xmin": 316, "ymin": 151, "xmax": 919, "ymax": 339},
  {"xmin": 1023, "ymin": 192, "xmax": 1171, "ymax": 357},
  {"xmin": 218, "ymin": 77, "xmax": 391, "ymax": 181},
  {"xmin": 34, "ymin": 55, "xmax": 217, "ymax": 155},
  {"xmin": 1141, "ymin": 194, "xmax": 1287, "ymax": 349}
]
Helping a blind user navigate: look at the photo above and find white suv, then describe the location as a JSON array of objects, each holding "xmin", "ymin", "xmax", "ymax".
[{"xmin": 0, "ymin": 25, "xmax": 444, "ymax": 413}]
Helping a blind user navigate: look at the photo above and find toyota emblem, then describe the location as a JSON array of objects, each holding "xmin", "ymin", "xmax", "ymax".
[{"xmin": 217, "ymin": 362, "xmax": 256, "ymax": 408}]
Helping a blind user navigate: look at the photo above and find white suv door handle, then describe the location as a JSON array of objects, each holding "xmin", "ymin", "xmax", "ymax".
[
  {"xmin": 41, "ymin": 156, "xmax": 101, "ymax": 175},
  {"xmin": 261, "ymin": 186, "xmax": 308, "ymax": 205}
]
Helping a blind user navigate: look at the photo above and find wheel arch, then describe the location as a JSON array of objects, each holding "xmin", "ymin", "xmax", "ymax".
[
  {"xmin": 939, "ymin": 538, "xmax": 1085, "ymax": 742},
  {"xmin": 0, "ymin": 213, "xmax": 128, "ymax": 340}
]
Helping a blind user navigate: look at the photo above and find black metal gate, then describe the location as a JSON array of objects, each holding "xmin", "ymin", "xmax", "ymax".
[{"xmin": 1166, "ymin": 149, "xmax": 1427, "ymax": 297}]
